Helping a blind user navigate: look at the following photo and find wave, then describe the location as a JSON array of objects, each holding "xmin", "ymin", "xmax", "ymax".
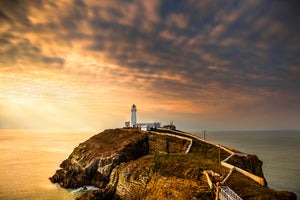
[{"xmin": 71, "ymin": 185, "xmax": 99, "ymax": 193}]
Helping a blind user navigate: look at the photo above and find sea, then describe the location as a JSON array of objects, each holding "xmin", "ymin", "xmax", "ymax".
[{"xmin": 0, "ymin": 129, "xmax": 299, "ymax": 200}]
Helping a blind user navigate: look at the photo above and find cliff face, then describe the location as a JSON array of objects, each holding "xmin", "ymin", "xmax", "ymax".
[
  {"xmin": 49, "ymin": 128, "xmax": 296, "ymax": 200},
  {"xmin": 77, "ymin": 155, "xmax": 212, "ymax": 200},
  {"xmin": 226, "ymin": 154, "xmax": 264, "ymax": 177},
  {"xmin": 110, "ymin": 156, "xmax": 211, "ymax": 200},
  {"xmin": 49, "ymin": 129, "xmax": 149, "ymax": 188}
]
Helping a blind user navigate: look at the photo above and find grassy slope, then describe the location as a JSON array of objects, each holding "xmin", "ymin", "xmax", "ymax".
[
  {"xmin": 226, "ymin": 171, "xmax": 296, "ymax": 200},
  {"xmin": 153, "ymin": 129, "xmax": 297, "ymax": 200}
]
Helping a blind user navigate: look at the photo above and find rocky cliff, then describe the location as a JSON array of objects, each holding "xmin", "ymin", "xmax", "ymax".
[
  {"xmin": 50, "ymin": 129, "xmax": 150, "ymax": 189},
  {"xmin": 49, "ymin": 128, "xmax": 296, "ymax": 200}
]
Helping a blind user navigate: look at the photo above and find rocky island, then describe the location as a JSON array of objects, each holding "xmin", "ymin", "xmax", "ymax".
[{"xmin": 49, "ymin": 128, "xmax": 297, "ymax": 200}]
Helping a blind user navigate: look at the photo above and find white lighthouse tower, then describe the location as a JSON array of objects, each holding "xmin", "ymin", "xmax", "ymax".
[{"xmin": 131, "ymin": 104, "xmax": 137, "ymax": 126}]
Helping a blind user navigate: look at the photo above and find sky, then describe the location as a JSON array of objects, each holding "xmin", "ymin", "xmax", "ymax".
[{"xmin": 0, "ymin": 0, "xmax": 299, "ymax": 131}]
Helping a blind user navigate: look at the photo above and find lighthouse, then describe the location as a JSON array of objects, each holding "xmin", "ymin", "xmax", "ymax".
[
  {"xmin": 125, "ymin": 104, "xmax": 160, "ymax": 130},
  {"xmin": 131, "ymin": 104, "xmax": 137, "ymax": 126}
]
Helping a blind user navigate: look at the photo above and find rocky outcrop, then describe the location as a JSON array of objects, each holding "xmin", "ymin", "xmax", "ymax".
[
  {"xmin": 49, "ymin": 128, "xmax": 297, "ymax": 200},
  {"xmin": 226, "ymin": 154, "xmax": 264, "ymax": 178},
  {"xmin": 50, "ymin": 129, "xmax": 149, "ymax": 189}
]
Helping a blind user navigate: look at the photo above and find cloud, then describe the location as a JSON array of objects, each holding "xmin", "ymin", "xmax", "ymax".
[
  {"xmin": 0, "ymin": 0, "xmax": 299, "ymax": 129},
  {"xmin": 210, "ymin": 24, "xmax": 225, "ymax": 40},
  {"xmin": 208, "ymin": 65, "xmax": 229, "ymax": 72},
  {"xmin": 0, "ymin": 35, "xmax": 65, "ymax": 69},
  {"xmin": 166, "ymin": 13, "xmax": 189, "ymax": 29}
]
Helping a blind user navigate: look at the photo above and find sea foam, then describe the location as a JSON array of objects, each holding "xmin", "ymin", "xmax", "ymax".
[{"xmin": 71, "ymin": 186, "xmax": 99, "ymax": 193}]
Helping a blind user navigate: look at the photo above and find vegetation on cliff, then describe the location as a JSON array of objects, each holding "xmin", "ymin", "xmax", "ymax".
[{"xmin": 49, "ymin": 128, "xmax": 296, "ymax": 200}]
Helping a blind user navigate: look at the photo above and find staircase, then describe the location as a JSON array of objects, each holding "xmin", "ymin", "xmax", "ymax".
[{"xmin": 218, "ymin": 186, "xmax": 242, "ymax": 200}]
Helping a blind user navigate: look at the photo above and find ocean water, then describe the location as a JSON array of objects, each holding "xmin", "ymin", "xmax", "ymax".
[
  {"xmin": 0, "ymin": 129, "xmax": 299, "ymax": 199},
  {"xmin": 0, "ymin": 129, "xmax": 96, "ymax": 200},
  {"xmin": 190, "ymin": 130, "xmax": 300, "ymax": 198}
]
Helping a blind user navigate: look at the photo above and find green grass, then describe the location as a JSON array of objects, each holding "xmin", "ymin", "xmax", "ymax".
[
  {"xmin": 153, "ymin": 153, "xmax": 228, "ymax": 178},
  {"xmin": 153, "ymin": 129, "xmax": 231, "ymax": 159}
]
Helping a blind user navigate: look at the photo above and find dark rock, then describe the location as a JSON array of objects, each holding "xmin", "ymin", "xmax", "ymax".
[
  {"xmin": 227, "ymin": 154, "xmax": 264, "ymax": 177},
  {"xmin": 49, "ymin": 129, "xmax": 150, "ymax": 189}
]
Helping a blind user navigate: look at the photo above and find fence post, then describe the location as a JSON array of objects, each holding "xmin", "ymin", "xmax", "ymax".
[{"xmin": 215, "ymin": 182, "xmax": 219, "ymax": 200}]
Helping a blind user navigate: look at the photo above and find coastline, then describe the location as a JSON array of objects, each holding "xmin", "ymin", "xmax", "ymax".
[
  {"xmin": 0, "ymin": 129, "xmax": 298, "ymax": 199},
  {"xmin": 49, "ymin": 128, "xmax": 297, "ymax": 199}
]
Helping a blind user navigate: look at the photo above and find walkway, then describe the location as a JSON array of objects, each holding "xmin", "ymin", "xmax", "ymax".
[{"xmin": 219, "ymin": 186, "xmax": 243, "ymax": 200}]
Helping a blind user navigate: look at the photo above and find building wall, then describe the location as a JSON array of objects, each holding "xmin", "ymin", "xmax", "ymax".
[
  {"xmin": 141, "ymin": 125, "xmax": 150, "ymax": 131},
  {"xmin": 136, "ymin": 123, "xmax": 161, "ymax": 130}
]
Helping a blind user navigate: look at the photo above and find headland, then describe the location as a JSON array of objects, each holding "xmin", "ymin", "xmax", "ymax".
[{"xmin": 49, "ymin": 128, "xmax": 296, "ymax": 200}]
